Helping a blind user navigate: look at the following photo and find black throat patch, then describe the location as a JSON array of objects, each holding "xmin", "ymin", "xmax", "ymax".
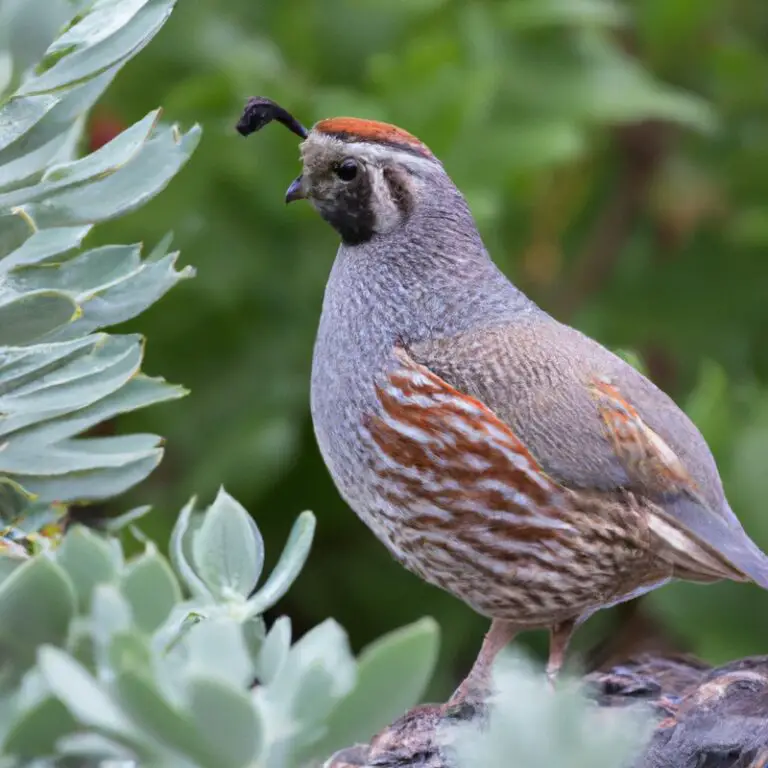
[
  {"xmin": 320, "ymin": 172, "xmax": 376, "ymax": 246},
  {"xmin": 319, "ymin": 165, "xmax": 413, "ymax": 246}
]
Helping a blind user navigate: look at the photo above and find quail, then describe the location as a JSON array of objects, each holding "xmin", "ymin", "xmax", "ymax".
[{"xmin": 237, "ymin": 98, "xmax": 768, "ymax": 704}]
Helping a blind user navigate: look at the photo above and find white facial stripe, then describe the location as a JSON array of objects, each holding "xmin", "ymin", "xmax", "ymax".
[
  {"xmin": 369, "ymin": 166, "xmax": 402, "ymax": 233},
  {"xmin": 305, "ymin": 132, "xmax": 440, "ymax": 174}
]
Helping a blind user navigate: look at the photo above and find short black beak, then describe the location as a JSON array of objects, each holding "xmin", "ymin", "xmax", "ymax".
[{"xmin": 285, "ymin": 175, "xmax": 305, "ymax": 204}]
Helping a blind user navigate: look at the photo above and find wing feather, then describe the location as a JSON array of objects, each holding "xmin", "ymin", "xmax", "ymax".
[{"xmin": 407, "ymin": 320, "xmax": 768, "ymax": 590}]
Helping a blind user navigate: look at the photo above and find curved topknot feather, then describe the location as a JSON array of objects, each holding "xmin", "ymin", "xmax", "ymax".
[{"xmin": 236, "ymin": 97, "xmax": 308, "ymax": 139}]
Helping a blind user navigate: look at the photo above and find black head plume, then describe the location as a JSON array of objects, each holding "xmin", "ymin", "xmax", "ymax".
[{"xmin": 236, "ymin": 97, "xmax": 308, "ymax": 139}]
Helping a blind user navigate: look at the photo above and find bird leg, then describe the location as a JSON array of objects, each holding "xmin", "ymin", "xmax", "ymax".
[
  {"xmin": 444, "ymin": 619, "xmax": 519, "ymax": 708},
  {"xmin": 546, "ymin": 618, "xmax": 578, "ymax": 687}
]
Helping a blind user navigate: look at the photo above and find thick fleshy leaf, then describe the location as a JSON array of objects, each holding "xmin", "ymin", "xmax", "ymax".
[
  {"xmin": 102, "ymin": 504, "xmax": 151, "ymax": 532},
  {"xmin": 1, "ymin": 375, "xmax": 186, "ymax": 503},
  {"xmin": 255, "ymin": 616, "xmax": 291, "ymax": 686},
  {"xmin": 0, "ymin": 70, "xmax": 116, "ymax": 163},
  {"xmin": 38, "ymin": 646, "xmax": 141, "ymax": 747},
  {"xmin": 188, "ymin": 677, "xmax": 262, "ymax": 768},
  {"xmin": 0, "ymin": 290, "xmax": 79, "ymax": 345},
  {"xmin": 0, "ymin": 557, "xmax": 75, "ymax": 669},
  {"xmin": 246, "ymin": 511, "xmax": 315, "ymax": 617},
  {"xmin": 183, "ymin": 618, "xmax": 254, "ymax": 689},
  {"xmin": 313, "ymin": 618, "xmax": 440, "ymax": 756},
  {"xmin": 14, "ymin": 125, "xmax": 201, "ymax": 228},
  {"xmin": 169, "ymin": 498, "xmax": 211, "ymax": 600},
  {"xmin": 90, "ymin": 585, "xmax": 133, "ymax": 661},
  {"xmin": 108, "ymin": 631, "xmax": 153, "ymax": 673},
  {"xmin": 264, "ymin": 619, "xmax": 356, "ymax": 726},
  {"xmin": 192, "ymin": 487, "xmax": 264, "ymax": 600},
  {"xmin": 0, "ymin": 477, "xmax": 36, "ymax": 521},
  {"xmin": 115, "ymin": 669, "xmax": 215, "ymax": 766},
  {"xmin": 20, "ymin": 0, "xmax": 176, "ymax": 96},
  {"xmin": 49, "ymin": 0, "xmax": 154, "ymax": 56},
  {"xmin": 55, "ymin": 526, "xmax": 117, "ymax": 612},
  {"xmin": 5, "ymin": 244, "xmax": 144, "ymax": 296},
  {"xmin": 0, "ymin": 109, "xmax": 161, "ymax": 208},
  {"xmin": 16, "ymin": 451, "xmax": 164, "ymax": 504},
  {"xmin": 120, "ymin": 543, "xmax": 180, "ymax": 632},
  {"xmin": 3, "ymin": 697, "xmax": 77, "ymax": 759},
  {"xmin": 0, "ymin": 93, "xmax": 59, "ymax": 155},
  {"xmin": 0, "ymin": 0, "xmax": 195, "ymax": 514},
  {"xmin": 0, "ymin": 225, "xmax": 92, "ymax": 272},
  {"xmin": 0, "ymin": 334, "xmax": 143, "ymax": 437},
  {"xmin": 56, "ymin": 732, "xmax": 137, "ymax": 762},
  {"xmin": 42, "ymin": 110, "xmax": 160, "ymax": 184},
  {"xmin": 48, "ymin": 250, "xmax": 195, "ymax": 340},
  {"xmin": 0, "ymin": 0, "xmax": 72, "ymax": 84}
]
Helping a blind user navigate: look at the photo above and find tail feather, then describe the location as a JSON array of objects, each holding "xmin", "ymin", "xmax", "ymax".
[{"xmin": 650, "ymin": 497, "xmax": 768, "ymax": 589}]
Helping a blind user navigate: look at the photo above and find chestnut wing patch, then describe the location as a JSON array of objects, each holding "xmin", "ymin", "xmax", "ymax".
[
  {"xmin": 365, "ymin": 347, "xmax": 574, "ymax": 537},
  {"xmin": 589, "ymin": 377, "xmax": 704, "ymax": 503}
]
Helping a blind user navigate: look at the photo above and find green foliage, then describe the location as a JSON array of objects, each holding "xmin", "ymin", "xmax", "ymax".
[
  {"xmin": 0, "ymin": 492, "xmax": 653, "ymax": 768},
  {"xmin": 0, "ymin": 493, "xmax": 442, "ymax": 767},
  {"xmin": 3, "ymin": 0, "xmax": 768, "ymax": 749},
  {"xmin": 0, "ymin": 0, "xmax": 198, "ymax": 522},
  {"xmin": 97, "ymin": 0, "xmax": 768, "ymax": 688},
  {"xmin": 444, "ymin": 654, "xmax": 652, "ymax": 768}
]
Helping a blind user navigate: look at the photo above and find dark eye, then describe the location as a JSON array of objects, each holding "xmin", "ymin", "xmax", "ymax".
[{"xmin": 335, "ymin": 158, "xmax": 358, "ymax": 181}]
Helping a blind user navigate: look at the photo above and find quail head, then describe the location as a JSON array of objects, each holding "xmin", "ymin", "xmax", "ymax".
[{"xmin": 237, "ymin": 97, "xmax": 768, "ymax": 704}]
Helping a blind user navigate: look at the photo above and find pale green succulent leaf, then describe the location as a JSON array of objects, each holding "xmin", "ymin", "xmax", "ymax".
[
  {"xmin": 0, "ymin": 557, "xmax": 75, "ymax": 671},
  {"xmin": 37, "ymin": 646, "xmax": 133, "ymax": 734},
  {"xmin": 49, "ymin": 0, "xmax": 154, "ymax": 54},
  {"xmin": 55, "ymin": 526, "xmax": 117, "ymax": 613},
  {"xmin": 120, "ymin": 542, "xmax": 180, "ymax": 633},
  {"xmin": 14, "ymin": 451, "xmax": 163, "ymax": 504},
  {"xmin": 264, "ymin": 618, "xmax": 356, "ymax": 726},
  {"xmin": 5, "ymin": 245, "xmax": 143, "ymax": 295},
  {"xmin": 20, "ymin": 0, "xmax": 176, "ymax": 96},
  {"xmin": 0, "ymin": 0, "xmax": 195, "ymax": 512},
  {"xmin": 0, "ymin": 477, "xmax": 37, "ymax": 521},
  {"xmin": 90, "ymin": 585, "xmax": 133, "ymax": 668},
  {"xmin": 55, "ymin": 731, "xmax": 137, "ymax": 762},
  {"xmin": 192, "ymin": 487, "xmax": 265, "ymax": 600},
  {"xmin": 0, "ymin": 107, "xmax": 158, "ymax": 207},
  {"xmin": 169, "ymin": 498, "xmax": 212, "ymax": 600},
  {"xmin": 0, "ymin": 290, "xmax": 79, "ymax": 346},
  {"xmin": 2, "ymin": 696, "xmax": 77, "ymax": 760},
  {"xmin": 49, "ymin": 251, "xmax": 195, "ymax": 340},
  {"xmin": 0, "ymin": 335, "xmax": 100, "ymax": 397},
  {"xmin": 188, "ymin": 676, "xmax": 262, "ymax": 768},
  {"xmin": 108, "ymin": 632, "xmax": 154, "ymax": 678},
  {"xmin": 246, "ymin": 510, "xmax": 315, "ymax": 618},
  {"xmin": 115, "ymin": 668, "xmax": 216, "ymax": 766},
  {"xmin": 3, "ymin": 374, "xmax": 183, "ymax": 455},
  {"xmin": 101, "ymin": 504, "xmax": 152, "ymax": 532},
  {"xmin": 444, "ymin": 654, "xmax": 653, "ymax": 768},
  {"xmin": 0, "ymin": 71, "xmax": 117, "ymax": 164},
  {"xmin": 0, "ymin": 335, "xmax": 142, "ymax": 436},
  {"xmin": 0, "ymin": 225, "xmax": 92, "ymax": 272},
  {"xmin": 15, "ymin": 125, "xmax": 201, "ymax": 229},
  {"xmin": 313, "ymin": 617, "xmax": 440, "ymax": 757},
  {"xmin": 0, "ymin": 94, "xmax": 59, "ymax": 155},
  {"xmin": 182, "ymin": 617, "xmax": 254, "ymax": 689},
  {"xmin": 255, "ymin": 615, "xmax": 291, "ymax": 687},
  {"xmin": 42, "ymin": 109, "xmax": 160, "ymax": 184}
]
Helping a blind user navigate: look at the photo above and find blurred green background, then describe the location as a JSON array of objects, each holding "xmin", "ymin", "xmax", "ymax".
[{"xmin": 85, "ymin": 0, "xmax": 768, "ymax": 697}]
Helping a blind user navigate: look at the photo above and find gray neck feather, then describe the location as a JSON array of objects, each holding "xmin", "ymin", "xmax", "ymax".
[
  {"xmin": 322, "ymin": 169, "xmax": 535, "ymax": 354},
  {"xmin": 310, "ymin": 162, "xmax": 537, "ymax": 501}
]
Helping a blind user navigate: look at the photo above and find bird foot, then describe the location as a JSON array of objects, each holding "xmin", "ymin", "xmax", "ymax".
[{"xmin": 439, "ymin": 677, "xmax": 491, "ymax": 719}]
